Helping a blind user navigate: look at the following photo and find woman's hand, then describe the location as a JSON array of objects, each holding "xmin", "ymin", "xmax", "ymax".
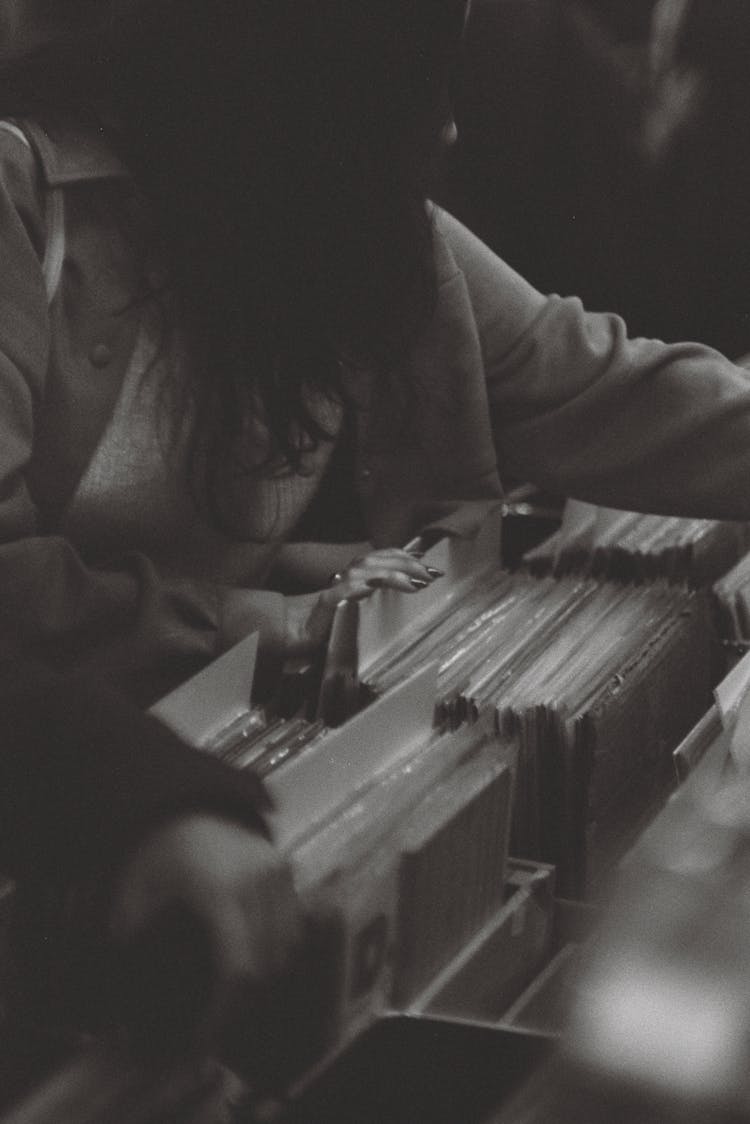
[
  {"xmin": 109, "ymin": 815, "xmax": 303, "ymax": 1062},
  {"xmin": 285, "ymin": 546, "xmax": 442, "ymax": 657}
]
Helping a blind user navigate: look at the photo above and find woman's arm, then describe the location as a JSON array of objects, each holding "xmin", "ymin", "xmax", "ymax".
[{"xmin": 435, "ymin": 205, "xmax": 750, "ymax": 522}]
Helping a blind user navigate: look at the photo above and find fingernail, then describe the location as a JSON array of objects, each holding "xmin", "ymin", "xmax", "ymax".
[
  {"xmin": 410, "ymin": 577, "xmax": 429, "ymax": 589},
  {"xmin": 426, "ymin": 568, "xmax": 444, "ymax": 578}
]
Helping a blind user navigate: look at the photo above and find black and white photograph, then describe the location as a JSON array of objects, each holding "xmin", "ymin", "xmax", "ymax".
[{"xmin": 1, "ymin": 2, "xmax": 750, "ymax": 1120}]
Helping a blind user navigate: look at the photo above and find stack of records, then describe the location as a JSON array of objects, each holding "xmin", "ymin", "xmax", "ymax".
[
  {"xmin": 149, "ymin": 632, "xmax": 332, "ymax": 779},
  {"xmin": 288, "ymin": 711, "xmax": 517, "ymax": 1030},
  {"xmin": 523, "ymin": 500, "xmax": 750, "ymax": 586},
  {"xmin": 204, "ymin": 709, "xmax": 327, "ymax": 777},
  {"xmin": 713, "ymin": 552, "xmax": 750, "ymax": 649},
  {"xmin": 200, "ymin": 685, "xmax": 520, "ymax": 1028},
  {"xmin": 154, "ymin": 651, "xmax": 519, "ymax": 1053},
  {"xmin": 362, "ymin": 573, "xmax": 714, "ymax": 895}
]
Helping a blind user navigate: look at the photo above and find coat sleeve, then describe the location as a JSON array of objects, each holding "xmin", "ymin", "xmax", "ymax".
[
  {"xmin": 0, "ymin": 659, "xmax": 274, "ymax": 1036},
  {"xmin": 0, "ymin": 659, "xmax": 270, "ymax": 888},
  {"xmin": 435, "ymin": 206, "xmax": 750, "ymax": 522},
  {"xmin": 0, "ymin": 131, "xmax": 286, "ymax": 703}
]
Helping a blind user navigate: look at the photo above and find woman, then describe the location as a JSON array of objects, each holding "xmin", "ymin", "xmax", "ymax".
[{"xmin": 1, "ymin": 0, "xmax": 750, "ymax": 703}]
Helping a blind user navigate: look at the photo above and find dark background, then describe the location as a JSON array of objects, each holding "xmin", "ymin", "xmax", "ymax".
[{"xmin": 437, "ymin": 0, "xmax": 750, "ymax": 359}]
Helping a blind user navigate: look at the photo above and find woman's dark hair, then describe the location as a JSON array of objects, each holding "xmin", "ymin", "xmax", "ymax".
[{"xmin": 0, "ymin": 0, "xmax": 468, "ymax": 525}]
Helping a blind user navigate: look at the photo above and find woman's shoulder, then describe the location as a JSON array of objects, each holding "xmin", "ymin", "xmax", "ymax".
[
  {"xmin": 428, "ymin": 202, "xmax": 548, "ymax": 321},
  {"xmin": 429, "ymin": 203, "xmax": 520, "ymax": 284}
]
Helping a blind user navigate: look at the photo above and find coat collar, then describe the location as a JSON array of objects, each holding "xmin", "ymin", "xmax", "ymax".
[{"xmin": 20, "ymin": 116, "xmax": 128, "ymax": 186}]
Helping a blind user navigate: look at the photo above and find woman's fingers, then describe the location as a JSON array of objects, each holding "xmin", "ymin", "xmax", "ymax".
[
  {"xmin": 329, "ymin": 569, "xmax": 435, "ymax": 599},
  {"xmin": 350, "ymin": 548, "xmax": 439, "ymax": 580},
  {"xmin": 332, "ymin": 547, "xmax": 444, "ymax": 594},
  {"xmin": 290, "ymin": 548, "xmax": 445, "ymax": 654},
  {"xmin": 360, "ymin": 569, "xmax": 431, "ymax": 592}
]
